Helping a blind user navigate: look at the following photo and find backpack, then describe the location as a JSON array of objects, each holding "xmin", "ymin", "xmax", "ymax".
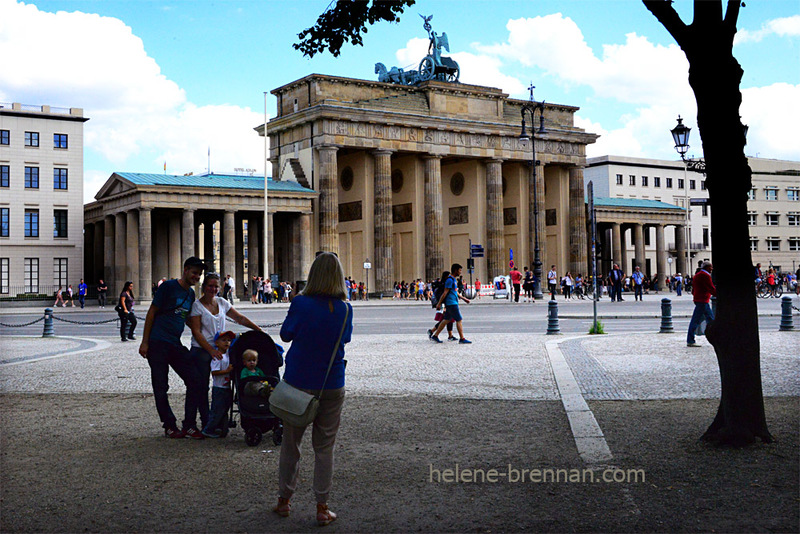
[{"xmin": 431, "ymin": 280, "xmax": 445, "ymax": 308}]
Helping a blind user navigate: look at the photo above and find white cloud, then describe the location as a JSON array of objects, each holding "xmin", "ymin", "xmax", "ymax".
[
  {"xmin": 741, "ymin": 83, "xmax": 800, "ymax": 160},
  {"xmin": 736, "ymin": 15, "xmax": 800, "ymax": 44},
  {"xmin": 0, "ymin": 0, "xmax": 265, "ymax": 202}
]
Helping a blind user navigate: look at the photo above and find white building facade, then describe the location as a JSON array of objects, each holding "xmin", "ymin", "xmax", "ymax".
[
  {"xmin": 586, "ymin": 155, "xmax": 800, "ymax": 276},
  {"xmin": 0, "ymin": 103, "xmax": 88, "ymax": 299}
]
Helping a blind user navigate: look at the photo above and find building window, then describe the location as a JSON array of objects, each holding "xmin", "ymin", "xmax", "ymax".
[
  {"xmin": 54, "ymin": 209, "xmax": 68, "ymax": 238},
  {"xmin": 24, "ymin": 132, "xmax": 39, "ymax": 147},
  {"xmin": 788, "ymin": 213, "xmax": 800, "ymax": 226},
  {"xmin": 654, "ymin": 176, "xmax": 661, "ymax": 188},
  {"xmin": 748, "ymin": 188, "xmax": 756, "ymax": 200},
  {"xmin": 641, "ymin": 176, "xmax": 649, "ymax": 187},
  {"xmin": 53, "ymin": 168, "xmax": 68, "ymax": 190},
  {"xmin": 629, "ymin": 175, "xmax": 636, "ymax": 186},
  {"xmin": 615, "ymin": 174, "xmax": 623, "ymax": 185},
  {"xmin": 747, "ymin": 212, "xmax": 757, "ymax": 226},
  {"xmin": 764, "ymin": 188, "xmax": 778, "ymax": 201},
  {"xmin": 54, "ymin": 134, "xmax": 68, "ymax": 149},
  {"xmin": 25, "ymin": 166, "xmax": 39, "ymax": 188},
  {"xmin": 0, "ymin": 208, "xmax": 8, "ymax": 237},
  {"xmin": 701, "ymin": 205, "xmax": 708, "ymax": 217},
  {"xmin": 766, "ymin": 238, "xmax": 780, "ymax": 251},
  {"xmin": 749, "ymin": 238, "xmax": 758, "ymax": 251},
  {"xmin": 0, "ymin": 165, "xmax": 8, "ymax": 187},
  {"xmin": 789, "ymin": 238, "xmax": 800, "ymax": 251},
  {"xmin": 702, "ymin": 228, "xmax": 710, "ymax": 248},
  {"xmin": 689, "ymin": 179, "xmax": 696, "ymax": 190},
  {"xmin": 666, "ymin": 177, "xmax": 673, "ymax": 188},
  {"xmin": 701, "ymin": 180, "xmax": 706, "ymax": 190},
  {"xmin": 0, "ymin": 130, "xmax": 8, "ymax": 145},
  {"xmin": 787, "ymin": 188, "xmax": 799, "ymax": 202},
  {"xmin": 677, "ymin": 178, "xmax": 685, "ymax": 189},
  {"xmin": 54, "ymin": 258, "xmax": 68, "ymax": 287},
  {"xmin": 24, "ymin": 258, "xmax": 39, "ymax": 293},
  {"xmin": 24, "ymin": 209, "xmax": 39, "ymax": 237},
  {"xmin": 765, "ymin": 214, "xmax": 779, "ymax": 226},
  {"xmin": 0, "ymin": 258, "xmax": 8, "ymax": 294}
]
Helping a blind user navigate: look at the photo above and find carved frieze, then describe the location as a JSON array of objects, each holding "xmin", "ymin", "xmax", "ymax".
[
  {"xmin": 449, "ymin": 206, "xmax": 469, "ymax": 225},
  {"xmin": 392, "ymin": 203, "xmax": 413, "ymax": 224}
]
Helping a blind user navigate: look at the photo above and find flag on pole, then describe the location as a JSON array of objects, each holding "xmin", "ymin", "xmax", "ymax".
[{"xmin": 163, "ymin": 161, "xmax": 166, "ymax": 174}]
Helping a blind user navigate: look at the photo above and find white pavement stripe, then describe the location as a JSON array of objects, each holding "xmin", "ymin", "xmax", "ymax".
[
  {"xmin": 545, "ymin": 338, "xmax": 613, "ymax": 464},
  {"xmin": 1, "ymin": 336, "xmax": 110, "ymax": 366}
]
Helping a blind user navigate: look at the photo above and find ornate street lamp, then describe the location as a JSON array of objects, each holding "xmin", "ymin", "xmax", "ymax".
[
  {"xmin": 671, "ymin": 116, "xmax": 692, "ymax": 277},
  {"xmin": 519, "ymin": 84, "xmax": 546, "ymax": 300}
]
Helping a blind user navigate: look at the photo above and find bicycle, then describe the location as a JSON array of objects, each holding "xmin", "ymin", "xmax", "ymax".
[{"xmin": 756, "ymin": 281, "xmax": 783, "ymax": 298}]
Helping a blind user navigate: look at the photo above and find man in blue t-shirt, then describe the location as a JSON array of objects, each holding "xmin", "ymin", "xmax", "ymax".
[
  {"xmin": 139, "ymin": 256, "xmax": 206, "ymax": 439},
  {"xmin": 77, "ymin": 279, "xmax": 88, "ymax": 309},
  {"xmin": 430, "ymin": 263, "xmax": 472, "ymax": 344}
]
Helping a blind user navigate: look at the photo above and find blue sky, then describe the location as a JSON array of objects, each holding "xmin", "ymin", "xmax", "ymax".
[{"xmin": 1, "ymin": 0, "xmax": 798, "ymax": 202}]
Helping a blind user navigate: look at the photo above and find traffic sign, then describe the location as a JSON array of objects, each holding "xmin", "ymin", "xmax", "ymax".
[
  {"xmin": 690, "ymin": 198, "xmax": 709, "ymax": 206},
  {"xmin": 470, "ymin": 244, "xmax": 485, "ymax": 258}
]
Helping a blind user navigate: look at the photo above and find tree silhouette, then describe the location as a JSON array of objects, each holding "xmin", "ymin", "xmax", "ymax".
[{"xmin": 295, "ymin": 0, "xmax": 773, "ymax": 446}]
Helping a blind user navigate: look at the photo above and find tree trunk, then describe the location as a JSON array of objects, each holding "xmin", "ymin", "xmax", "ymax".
[{"xmin": 645, "ymin": 0, "xmax": 773, "ymax": 446}]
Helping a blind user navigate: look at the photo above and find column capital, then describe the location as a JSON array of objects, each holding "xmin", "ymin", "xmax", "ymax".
[
  {"xmin": 488, "ymin": 157, "xmax": 505, "ymax": 164},
  {"xmin": 316, "ymin": 144, "xmax": 339, "ymax": 153},
  {"xmin": 372, "ymin": 148, "xmax": 394, "ymax": 156},
  {"xmin": 138, "ymin": 206, "xmax": 153, "ymax": 213},
  {"xmin": 423, "ymin": 153, "xmax": 442, "ymax": 161}
]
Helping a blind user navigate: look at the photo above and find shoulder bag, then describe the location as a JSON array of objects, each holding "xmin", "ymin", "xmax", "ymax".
[{"xmin": 269, "ymin": 303, "xmax": 350, "ymax": 427}]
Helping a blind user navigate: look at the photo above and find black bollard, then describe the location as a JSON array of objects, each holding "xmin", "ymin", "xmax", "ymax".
[
  {"xmin": 711, "ymin": 295, "xmax": 717, "ymax": 318},
  {"xmin": 659, "ymin": 298, "xmax": 674, "ymax": 333},
  {"xmin": 42, "ymin": 308, "xmax": 54, "ymax": 337},
  {"xmin": 547, "ymin": 300, "xmax": 561, "ymax": 335},
  {"xmin": 779, "ymin": 296, "xmax": 794, "ymax": 331}
]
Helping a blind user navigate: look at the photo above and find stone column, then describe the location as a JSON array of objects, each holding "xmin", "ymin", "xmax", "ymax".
[
  {"xmin": 104, "ymin": 215, "xmax": 115, "ymax": 291},
  {"xmin": 655, "ymin": 224, "xmax": 666, "ymax": 290},
  {"xmin": 168, "ymin": 214, "xmax": 181, "ymax": 279},
  {"xmin": 248, "ymin": 215, "xmax": 260, "ymax": 281},
  {"xmin": 203, "ymin": 217, "xmax": 215, "ymax": 271},
  {"xmin": 127, "ymin": 210, "xmax": 140, "ymax": 295},
  {"xmin": 611, "ymin": 222, "xmax": 622, "ymax": 269},
  {"xmin": 675, "ymin": 225, "xmax": 687, "ymax": 275},
  {"xmin": 620, "ymin": 227, "xmax": 629, "ymax": 274},
  {"xmin": 634, "ymin": 223, "xmax": 645, "ymax": 270},
  {"xmin": 138, "ymin": 208, "xmax": 152, "ymax": 300},
  {"xmin": 181, "ymin": 209, "xmax": 195, "ymax": 264},
  {"xmin": 299, "ymin": 213, "xmax": 312, "ymax": 281},
  {"xmin": 568, "ymin": 166, "xmax": 588, "ymax": 275},
  {"xmin": 265, "ymin": 211, "xmax": 274, "ymax": 277},
  {"xmin": 223, "ymin": 210, "xmax": 235, "ymax": 284},
  {"xmin": 154, "ymin": 214, "xmax": 169, "ymax": 282},
  {"xmin": 114, "ymin": 212, "xmax": 127, "ymax": 292},
  {"xmin": 373, "ymin": 149, "xmax": 393, "ymax": 293},
  {"xmin": 528, "ymin": 162, "xmax": 547, "ymax": 277},
  {"xmin": 235, "ymin": 215, "xmax": 244, "ymax": 299},
  {"xmin": 317, "ymin": 145, "xmax": 339, "ymax": 254},
  {"xmin": 423, "ymin": 155, "xmax": 444, "ymax": 281},
  {"xmin": 93, "ymin": 221, "xmax": 104, "ymax": 284},
  {"xmin": 84, "ymin": 223, "xmax": 95, "ymax": 283},
  {"xmin": 486, "ymin": 158, "xmax": 504, "ymax": 278}
]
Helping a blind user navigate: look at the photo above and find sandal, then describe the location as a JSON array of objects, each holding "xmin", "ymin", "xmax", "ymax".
[
  {"xmin": 273, "ymin": 497, "xmax": 291, "ymax": 517},
  {"xmin": 316, "ymin": 503, "xmax": 337, "ymax": 526}
]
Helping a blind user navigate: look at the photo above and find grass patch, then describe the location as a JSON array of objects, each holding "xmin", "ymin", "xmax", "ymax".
[{"xmin": 589, "ymin": 320, "xmax": 606, "ymax": 335}]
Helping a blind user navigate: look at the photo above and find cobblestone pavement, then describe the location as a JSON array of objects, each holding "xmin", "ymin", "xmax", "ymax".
[{"xmin": 1, "ymin": 331, "xmax": 797, "ymax": 400}]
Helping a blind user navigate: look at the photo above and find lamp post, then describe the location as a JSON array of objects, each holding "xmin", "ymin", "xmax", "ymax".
[
  {"xmin": 520, "ymin": 84, "xmax": 546, "ymax": 300},
  {"xmin": 671, "ymin": 116, "xmax": 692, "ymax": 277}
]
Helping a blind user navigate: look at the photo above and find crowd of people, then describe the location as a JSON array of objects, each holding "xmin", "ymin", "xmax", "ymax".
[{"xmin": 247, "ymin": 276, "xmax": 294, "ymax": 304}]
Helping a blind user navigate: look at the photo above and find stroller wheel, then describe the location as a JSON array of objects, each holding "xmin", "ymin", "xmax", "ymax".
[
  {"xmin": 272, "ymin": 425, "xmax": 283, "ymax": 446},
  {"xmin": 245, "ymin": 428, "xmax": 262, "ymax": 447}
]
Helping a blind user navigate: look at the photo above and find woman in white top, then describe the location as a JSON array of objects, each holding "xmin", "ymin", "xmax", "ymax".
[{"xmin": 188, "ymin": 273, "xmax": 262, "ymax": 432}]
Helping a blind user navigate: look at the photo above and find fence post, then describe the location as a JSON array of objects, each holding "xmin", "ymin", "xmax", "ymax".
[
  {"xmin": 546, "ymin": 300, "xmax": 561, "ymax": 335},
  {"xmin": 779, "ymin": 296, "xmax": 794, "ymax": 331},
  {"xmin": 42, "ymin": 308, "xmax": 54, "ymax": 337},
  {"xmin": 659, "ymin": 298, "xmax": 674, "ymax": 333}
]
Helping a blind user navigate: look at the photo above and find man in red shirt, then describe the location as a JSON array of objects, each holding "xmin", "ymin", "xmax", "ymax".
[
  {"xmin": 509, "ymin": 266, "xmax": 523, "ymax": 303},
  {"xmin": 687, "ymin": 261, "xmax": 716, "ymax": 347}
]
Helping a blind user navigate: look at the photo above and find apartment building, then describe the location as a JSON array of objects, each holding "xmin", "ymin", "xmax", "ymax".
[{"xmin": 0, "ymin": 103, "xmax": 88, "ymax": 298}]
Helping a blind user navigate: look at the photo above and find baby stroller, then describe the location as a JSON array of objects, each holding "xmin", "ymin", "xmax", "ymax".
[{"xmin": 228, "ymin": 330, "xmax": 284, "ymax": 446}]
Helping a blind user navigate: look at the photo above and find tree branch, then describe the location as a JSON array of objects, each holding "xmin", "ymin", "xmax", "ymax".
[
  {"xmin": 643, "ymin": 0, "xmax": 689, "ymax": 46},
  {"xmin": 724, "ymin": 0, "xmax": 743, "ymax": 27}
]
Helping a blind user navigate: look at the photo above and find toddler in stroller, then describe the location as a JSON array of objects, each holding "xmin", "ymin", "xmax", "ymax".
[{"xmin": 229, "ymin": 330, "xmax": 284, "ymax": 446}]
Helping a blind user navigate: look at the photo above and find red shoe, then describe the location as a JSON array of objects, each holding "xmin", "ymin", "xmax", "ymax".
[
  {"xmin": 273, "ymin": 497, "xmax": 291, "ymax": 517},
  {"xmin": 316, "ymin": 503, "xmax": 337, "ymax": 526},
  {"xmin": 164, "ymin": 427, "xmax": 186, "ymax": 439},
  {"xmin": 184, "ymin": 427, "xmax": 204, "ymax": 440}
]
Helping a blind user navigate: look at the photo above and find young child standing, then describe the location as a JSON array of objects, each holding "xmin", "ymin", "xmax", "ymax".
[{"xmin": 201, "ymin": 331, "xmax": 236, "ymax": 438}]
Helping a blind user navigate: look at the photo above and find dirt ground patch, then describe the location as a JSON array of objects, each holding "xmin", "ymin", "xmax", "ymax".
[{"xmin": 0, "ymin": 394, "xmax": 797, "ymax": 532}]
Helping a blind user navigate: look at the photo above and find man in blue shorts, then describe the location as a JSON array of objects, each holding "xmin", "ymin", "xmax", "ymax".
[
  {"xmin": 430, "ymin": 263, "xmax": 472, "ymax": 344},
  {"xmin": 139, "ymin": 256, "xmax": 207, "ymax": 439}
]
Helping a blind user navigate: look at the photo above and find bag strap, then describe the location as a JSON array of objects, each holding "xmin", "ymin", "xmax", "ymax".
[{"xmin": 316, "ymin": 302, "xmax": 350, "ymax": 399}]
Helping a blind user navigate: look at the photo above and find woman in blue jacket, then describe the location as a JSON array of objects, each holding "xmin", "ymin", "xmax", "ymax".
[{"xmin": 273, "ymin": 252, "xmax": 353, "ymax": 526}]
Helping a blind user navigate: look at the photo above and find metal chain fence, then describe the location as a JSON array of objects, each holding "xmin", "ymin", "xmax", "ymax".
[
  {"xmin": 0, "ymin": 317, "xmax": 45, "ymax": 328},
  {"xmin": 52, "ymin": 315, "xmax": 120, "ymax": 325}
]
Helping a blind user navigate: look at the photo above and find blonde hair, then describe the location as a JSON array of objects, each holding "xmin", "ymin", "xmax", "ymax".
[
  {"xmin": 302, "ymin": 252, "xmax": 347, "ymax": 300},
  {"xmin": 242, "ymin": 349, "xmax": 258, "ymax": 362}
]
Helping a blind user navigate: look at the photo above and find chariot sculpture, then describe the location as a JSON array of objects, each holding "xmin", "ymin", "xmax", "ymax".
[{"xmin": 374, "ymin": 14, "xmax": 460, "ymax": 86}]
